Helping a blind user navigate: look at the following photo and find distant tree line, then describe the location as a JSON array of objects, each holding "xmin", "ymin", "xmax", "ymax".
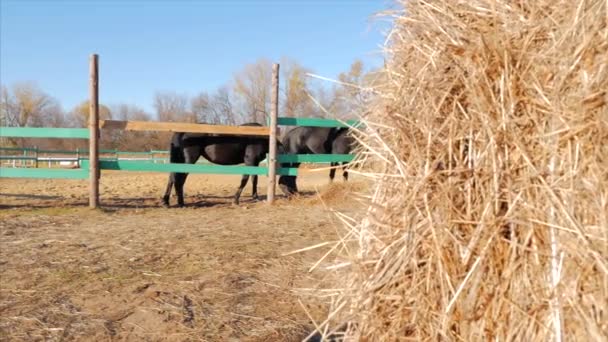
[{"xmin": 1, "ymin": 58, "xmax": 379, "ymax": 152}]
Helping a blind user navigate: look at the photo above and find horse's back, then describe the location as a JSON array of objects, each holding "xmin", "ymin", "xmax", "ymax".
[{"xmin": 282, "ymin": 126, "xmax": 334, "ymax": 154}]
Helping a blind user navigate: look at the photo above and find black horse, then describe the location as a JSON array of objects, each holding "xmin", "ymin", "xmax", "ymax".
[
  {"xmin": 329, "ymin": 127, "xmax": 355, "ymax": 182},
  {"xmin": 161, "ymin": 123, "xmax": 286, "ymax": 207},
  {"xmin": 278, "ymin": 126, "xmax": 355, "ymax": 196}
]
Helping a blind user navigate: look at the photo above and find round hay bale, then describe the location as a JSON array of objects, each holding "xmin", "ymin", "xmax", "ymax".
[{"xmin": 319, "ymin": 1, "xmax": 608, "ymax": 340}]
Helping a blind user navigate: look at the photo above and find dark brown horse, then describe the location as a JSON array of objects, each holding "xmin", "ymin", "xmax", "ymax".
[
  {"xmin": 278, "ymin": 126, "xmax": 355, "ymax": 196},
  {"xmin": 161, "ymin": 123, "xmax": 291, "ymax": 207},
  {"xmin": 329, "ymin": 126, "xmax": 355, "ymax": 182}
]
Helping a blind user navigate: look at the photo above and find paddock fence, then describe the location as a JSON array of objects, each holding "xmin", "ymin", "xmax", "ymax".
[{"xmin": 0, "ymin": 56, "xmax": 358, "ymax": 206}]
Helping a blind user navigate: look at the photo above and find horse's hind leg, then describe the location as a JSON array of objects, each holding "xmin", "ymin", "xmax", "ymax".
[
  {"xmin": 329, "ymin": 162, "xmax": 337, "ymax": 183},
  {"xmin": 174, "ymin": 146, "xmax": 199, "ymax": 207},
  {"xmin": 342, "ymin": 162, "xmax": 349, "ymax": 181},
  {"xmin": 234, "ymin": 175, "xmax": 250, "ymax": 205},
  {"xmin": 174, "ymin": 172, "xmax": 188, "ymax": 207},
  {"xmin": 162, "ymin": 174, "xmax": 175, "ymax": 207},
  {"xmin": 251, "ymin": 175, "xmax": 259, "ymax": 201}
]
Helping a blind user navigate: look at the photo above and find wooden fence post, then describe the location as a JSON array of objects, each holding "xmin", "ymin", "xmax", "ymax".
[
  {"xmin": 89, "ymin": 54, "xmax": 100, "ymax": 208},
  {"xmin": 267, "ymin": 63, "xmax": 279, "ymax": 204}
]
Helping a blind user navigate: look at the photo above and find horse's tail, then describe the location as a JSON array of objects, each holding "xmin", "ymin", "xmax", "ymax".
[{"xmin": 169, "ymin": 133, "xmax": 185, "ymax": 164}]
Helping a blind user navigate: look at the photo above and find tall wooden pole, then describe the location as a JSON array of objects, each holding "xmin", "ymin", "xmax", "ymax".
[
  {"xmin": 267, "ymin": 63, "xmax": 279, "ymax": 204},
  {"xmin": 89, "ymin": 54, "xmax": 100, "ymax": 208}
]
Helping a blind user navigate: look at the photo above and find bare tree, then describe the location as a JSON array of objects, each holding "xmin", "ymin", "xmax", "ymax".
[
  {"xmin": 214, "ymin": 87, "xmax": 238, "ymax": 125},
  {"xmin": 191, "ymin": 92, "xmax": 212, "ymax": 123},
  {"xmin": 44, "ymin": 103, "xmax": 67, "ymax": 128},
  {"xmin": 107, "ymin": 104, "xmax": 155, "ymax": 151},
  {"xmin": 330, "ymin": 59, "xmax": 372, "ymax": 119},
  {"xmin": 154, "ymin": 91, "xmax": 194, "ymax": 122},
  {"xmin": 68, "ymin": 100, "xmax": 112, "ymax": 128},
  {"xmin": 0, "ymin": 82, "xmax": 56, "ymax": 127},
  {"xmin": 282, "ymin": 59, "xmax": 318, "ymax": 118},
  {"xmin": 192, "ymin": 86, "xmax": 238, "ymax": 125},
  {"xmin": 0, "ymin": 86, "xmax": 11, "ymax": 127},
  {"xmin": 233, "ymin": 58, "xmax": 272, "ymax": 124},
  {"xmin": 0, "ymin": 83, "xmax": 69, "ymax": 148}
]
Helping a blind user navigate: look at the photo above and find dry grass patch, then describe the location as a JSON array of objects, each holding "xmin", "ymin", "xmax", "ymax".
[{"xmin": 0, "ymin": 172, "xmax": 366, "ymax": 341}]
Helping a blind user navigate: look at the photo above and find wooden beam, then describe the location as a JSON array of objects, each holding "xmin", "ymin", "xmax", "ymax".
[
  {"xmin": 100, "ymin": 120, "xmax": 270, "ymax": 136},
  {"xmin": 267, "ymin": 63, "xmax": 279, "ymax": 204},
  {"xmin": 89, "ymin": 54, "xmax": 100, "ymax": 209}
]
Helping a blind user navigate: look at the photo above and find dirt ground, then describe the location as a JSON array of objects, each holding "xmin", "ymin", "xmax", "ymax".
[{"xmin": 0, "ymin": 169, "xmax": 367, "ymax": 341}]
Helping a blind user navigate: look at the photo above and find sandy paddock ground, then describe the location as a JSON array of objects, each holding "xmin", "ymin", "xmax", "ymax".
[{"xmin": 0, "ymin": 169, "xmax": 366, "ymax": 341}]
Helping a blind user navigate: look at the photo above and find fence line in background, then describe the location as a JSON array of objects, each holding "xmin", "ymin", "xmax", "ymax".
[{"xmin": 0, "ymin": 56, "xmax": 357, "ymax": 207}]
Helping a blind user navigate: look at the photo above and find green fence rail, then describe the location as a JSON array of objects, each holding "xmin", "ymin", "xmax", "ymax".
[
  {"xmin": 276, "ymin": 117, "xmax": 360, "ymax": 128},
  {"xmin": 80, "ymin": 160, "xmax": 298, "ymax": 176},
  {"xmin": 1, "ymin": 121, "xmax": 354, "ymax": 181},
  {"xmin": 0, "ymin": 156, "xmax": 37, "ymax": 160},
  {"xmin": 0, "ymin": 127, "xmax": 89, "ymax": 139},
  {"xmin": 0, "ymin": 167, "xmax": 88, "ymax": 179},
  {"xmin": 0, "ymin": 146, "xmax": 39, "ymax": 152},
  {"xmin": 1, "ymin": 127, "xmax": 89, "ymax": 179},
  {"xmin": 277, "ymin": 154, "xmax": 354, "ymax": 163}
]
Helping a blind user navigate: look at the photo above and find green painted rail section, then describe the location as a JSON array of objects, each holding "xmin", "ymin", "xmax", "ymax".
[
  {"xmin": 0, "ymin": 147, "xmax": 38, "ymax": 151},
  {"xmin": 77, "ymin": 160, "xmax": 297, "ymax": 176},
  {"xmin": 277, "ymin": 154, "xmax": 354, "ymax": 163},
  {"xmin": 0, "ymin": 167, "xmax": 88, "ymax": 179},
  {"xmin": 117, "ymin": 151, "xmax": 154, "ymax": 155},
  {"xmin": 80, "ymin": 160, "xmax": 298, "ymax": 176},
  {"xmin": 1, "ymin": 120, "xmax": 355, "ymax": 181},
  {"xmin": 0, "ymin": 156, "xmax": 37, "ymax": 160},
  {"xmin": 38, "ymin": 149, "xmax": 80, "ymax": 154},
  {"xmin": 276, "ymin": 167, "xmax": 298, "ymax": 176},
  {"xmin": 276, "ymin": 117, "xmax": 360, "ymax": 128},
  {"xmin": 0, "ymin": 127, "xmax": 89, "ymax": 139}
]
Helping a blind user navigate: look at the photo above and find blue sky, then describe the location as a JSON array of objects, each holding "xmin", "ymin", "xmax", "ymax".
[{"xmin": 1, "ymin": 0, "xmax": 391, "ymax": 114}]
